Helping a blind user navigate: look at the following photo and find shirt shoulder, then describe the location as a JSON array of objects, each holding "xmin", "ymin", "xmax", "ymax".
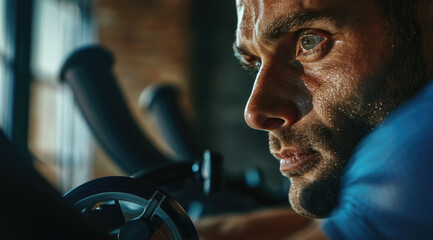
[{"xmin": 323, "ymin": 81, "xmax": 433, "ymax": 240}]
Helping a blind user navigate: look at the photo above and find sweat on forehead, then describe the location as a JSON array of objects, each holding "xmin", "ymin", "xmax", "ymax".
[
  {"xmin": 235, "ymin": 0, "xmax": 383, "ymax": 41},
  {"xmin": 237, "ymin": 0, "xmax": 299, "ymax": 35}
]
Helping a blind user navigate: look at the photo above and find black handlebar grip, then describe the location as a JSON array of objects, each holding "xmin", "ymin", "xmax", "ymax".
[
  {"xmin": 60, "ymin": 45, "xmax": 167, "ymax": 174},
  {"xmin": 139, "ymin": 85, "xmax": 201, "ymax": 160}
]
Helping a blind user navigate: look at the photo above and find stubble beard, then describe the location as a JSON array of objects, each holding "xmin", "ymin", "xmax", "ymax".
[{"xmin": 270, "ymin": 98, "xmax": 374, "ymax": 218}]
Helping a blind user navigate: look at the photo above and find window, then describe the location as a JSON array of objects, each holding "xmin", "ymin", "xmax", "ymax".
[
  {"xmin": 0, "ymin": 1, "xmax": 16, "ymax": 137},
  {"xmin": 29, "ymin": 0, "xmax": 97, "ymax": 192}
]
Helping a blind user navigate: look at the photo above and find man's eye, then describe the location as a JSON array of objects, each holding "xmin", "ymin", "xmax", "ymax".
[
  {"xmin": 300, "ymin": 35, "xmax": 324, "ymax": 51},
  {"xmin": 240, "ymin": 60, "xmax": 261, "ymax": 71}
]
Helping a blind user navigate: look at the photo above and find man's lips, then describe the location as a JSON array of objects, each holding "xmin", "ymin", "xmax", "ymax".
[{"xmin": 274, "ymin": 150, "xmax": 319, "ymax": 175}]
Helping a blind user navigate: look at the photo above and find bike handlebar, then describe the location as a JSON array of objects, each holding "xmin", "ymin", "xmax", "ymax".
[{"xmin": 60, "ymin": 45, "xmax": 167, "ymax": 174}]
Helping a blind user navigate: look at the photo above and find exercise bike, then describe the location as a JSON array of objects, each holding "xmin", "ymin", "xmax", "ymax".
[{"xmin": 0, "ymin": 45, "xmax": 287, "ymax": 239}]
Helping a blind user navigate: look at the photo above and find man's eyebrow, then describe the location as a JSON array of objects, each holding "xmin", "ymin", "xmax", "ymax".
[
  {"xmin": 233, "ymin": 11, "xmax": 341, "ymax": 60},
  {"xmin": 261, "ymin": 11, "xmax": 340, "ymax": 42},
  {"xmin": 233, "ymin": 44, "xmax": 255, "ymax": 62}
]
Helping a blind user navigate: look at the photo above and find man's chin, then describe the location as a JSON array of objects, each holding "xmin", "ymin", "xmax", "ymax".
[{"xmin": 288, "ymin": 175, "xmax": 341, "ymax": 219}]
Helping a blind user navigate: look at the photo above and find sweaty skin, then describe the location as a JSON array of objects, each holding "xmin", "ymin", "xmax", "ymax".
[{"xmin": 235, "ymin": 0, "xmax": 426, "ymax": 218}]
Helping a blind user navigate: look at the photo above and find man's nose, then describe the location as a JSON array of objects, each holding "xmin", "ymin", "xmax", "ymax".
[{"xmin": 244, "ymin": 65, "xmax": 300, "ymax": 131}]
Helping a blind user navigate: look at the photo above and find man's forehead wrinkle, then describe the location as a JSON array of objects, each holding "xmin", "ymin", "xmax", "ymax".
[
  {"xmin": 254, "ymin": 0, "xmax": 265, "ymax": 43},
  {"xmin": 236, "ymin": 0, "xmax": 256, "ymax": 42},
  {"xmin": 236, "ymin": 4, "xmax": 247, "ymax": 34}
]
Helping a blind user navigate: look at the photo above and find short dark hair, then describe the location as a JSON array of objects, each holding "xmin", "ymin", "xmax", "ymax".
[
  {"xmin": 378, "ymin": 0, "xmax": 419, "ymax": 25},
  {"xmin": 377, "ymin": 0, "xmax": 427, "ymax": 101}
]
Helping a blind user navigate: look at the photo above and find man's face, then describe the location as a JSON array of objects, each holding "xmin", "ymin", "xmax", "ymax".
[{"xmin": 235, "ymin": 0, "xmax": 424, "ymax": 218}]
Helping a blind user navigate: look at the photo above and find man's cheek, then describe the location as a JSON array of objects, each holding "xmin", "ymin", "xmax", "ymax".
[
  {"xmin": 304, "ymin": 63, "xmax": 360, "ymax": 96},
  {"xmin": 309, "ymin": 88, "xmax": 347, "ymax": 128}
]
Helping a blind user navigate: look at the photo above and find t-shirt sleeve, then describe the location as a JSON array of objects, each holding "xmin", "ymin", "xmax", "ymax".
[{"xmin": 322, "ymin": 83, "xmax": 433, "ymax": 240}]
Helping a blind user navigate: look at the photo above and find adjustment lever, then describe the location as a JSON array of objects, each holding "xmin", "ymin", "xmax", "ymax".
[{"xmin": 133, "ymin": 150, "xmax": 223, "ymax": 196}]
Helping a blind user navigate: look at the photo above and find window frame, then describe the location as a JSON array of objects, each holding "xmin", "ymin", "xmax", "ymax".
[{"xmin": 0, "ymin": 0, "xmax": 33, "ymax": 162}]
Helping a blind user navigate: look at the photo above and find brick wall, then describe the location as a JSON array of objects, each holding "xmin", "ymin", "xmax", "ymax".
[{"xmin": 95, "ymin": 0, "xmax": 193, "ymax": 157}]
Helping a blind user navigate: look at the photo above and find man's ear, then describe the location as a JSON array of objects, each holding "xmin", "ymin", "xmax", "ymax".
[{"xmin": 417, "ymin": 0, "xmax": 433, "ymax": 78}]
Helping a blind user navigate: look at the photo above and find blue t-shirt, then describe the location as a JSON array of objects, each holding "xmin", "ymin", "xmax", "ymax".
[{"xmin": 322, "ymin": 81, "xmax": 433, "ymax": 239}]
